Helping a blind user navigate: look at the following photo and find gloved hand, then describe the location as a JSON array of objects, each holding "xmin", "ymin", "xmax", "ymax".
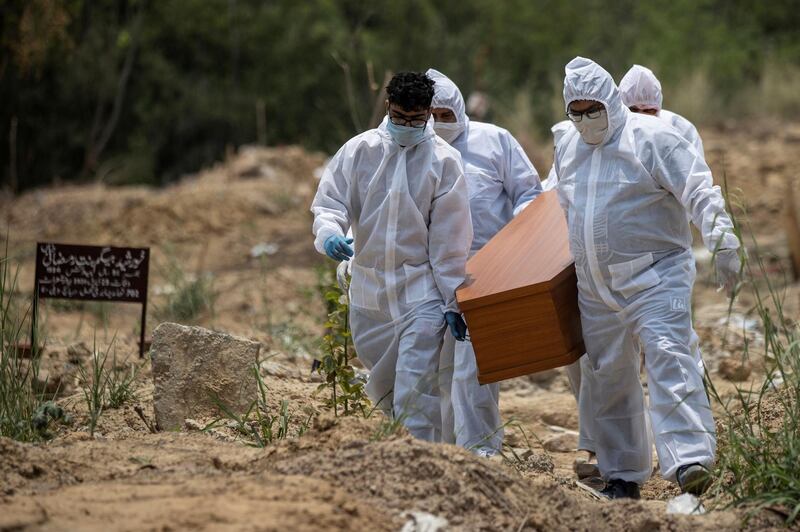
[
  {"xmin": 715, "ymin": 248, "xmax": 741, "ymax": 294},
  {"xmin": 445, "ymin": 311, "xmax": 468, "ymax": 341},
  {"xmin": 336, "ymin": 260, "xmax": 351, "ymax": 292},
  {"xmin": 324, "ymin": 235, "xmax": 354, "ymax": 262}
]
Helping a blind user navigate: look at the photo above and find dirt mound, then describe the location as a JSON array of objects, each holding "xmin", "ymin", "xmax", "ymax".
[
  {"xmin": 2, "ymin": 145, "xmax": 328, "ymax": 285},
  {"xmin": 1, "ymin": 475, "xmax": 393, "ymax": 532},
  {"xmin": 272, "ymin": 436, "xmax": 531, "ymax": 530},
  {"xmin": 1, "ymin": 430, "xmax": 392, "ymax": 531},
  {"xmin": 260, "ymin": 417, "xmax": 742, "ymax": 531},
  {"xmin": 1, "ymin": 417, "xmax": 746, "ymax": 532},
  {"xmin": 1, "ymin": 143, "xmax": 331, "ymax": 369}
]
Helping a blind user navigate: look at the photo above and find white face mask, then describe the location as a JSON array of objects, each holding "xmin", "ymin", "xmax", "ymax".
[
  {"xmin": 433, "ymin": 122, "xmax": 465, "ymax": 144},
  {"xmin": 573, "ymin": 109, "xmax": 609, "ymax": 145}
]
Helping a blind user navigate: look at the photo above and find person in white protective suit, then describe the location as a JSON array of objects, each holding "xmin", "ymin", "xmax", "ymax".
[
  {"xmin": 311, "ymin": 72, "xmax": 472, "ymax": 442},
  {"xmin": 619, "ymin": 64, "xmax": 705, "ymax": 156},
  {"xmin": 555, "ymin": 65, "xmax": 711, "ymax": 481},
  {"xmin": 553, "ymin": 57, "xmax": 742, "ymax": 499},
  {"xmin": 426, "ymin": 68, "xmax": 543, "ymax": 456}
]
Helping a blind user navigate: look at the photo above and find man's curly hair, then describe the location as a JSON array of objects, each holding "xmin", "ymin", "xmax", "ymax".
[{"xmin": 386, "ymin": 72, "xmax": 435, "ymax": 111}]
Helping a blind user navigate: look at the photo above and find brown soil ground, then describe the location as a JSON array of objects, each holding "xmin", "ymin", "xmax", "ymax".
[{"xmin": 1, "ymin": 123, "xmax": 799, "ymax": 531}]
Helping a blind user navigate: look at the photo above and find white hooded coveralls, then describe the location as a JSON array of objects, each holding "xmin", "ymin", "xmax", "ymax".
[
  {"xmin": 619, "ymin": 64, "xmax": 705, "ymax": 157},
  {"xmin": 311, "ymin": 117, "xmax": 472, "ymax": 441},
  {"xmin": 564, "ymin": 64, "xmax": 711, "ymax": 457},
  {"xmin": 554, "ymin": 57, "xmax": 739, "ymax": 484},
  {"xmin": 426, "ymin": 68, "xmax": 542, "ymax": 451}
]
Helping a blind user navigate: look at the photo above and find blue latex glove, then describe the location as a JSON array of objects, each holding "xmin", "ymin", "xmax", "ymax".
[
  {"xmin": 445, "ymin": 311, "xmax": 467, "ymax": 341},
  {"xmin": 324, "ymin": 235, "xmax": 354, "ymax": 262}
]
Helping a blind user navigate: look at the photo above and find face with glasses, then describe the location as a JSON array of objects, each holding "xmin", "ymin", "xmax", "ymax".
[
  {"xmin": 567, "ymin": 100, "xmax": 606, "ymax": 122},
  {"xmin": 386, "ymin": 101, "xmax": 431, "ymax": 128}
]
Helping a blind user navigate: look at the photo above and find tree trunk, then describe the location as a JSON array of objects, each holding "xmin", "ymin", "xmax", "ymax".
[{"xmin": 83, "ymin": 13, "xmax": 141, "ymax": 175}]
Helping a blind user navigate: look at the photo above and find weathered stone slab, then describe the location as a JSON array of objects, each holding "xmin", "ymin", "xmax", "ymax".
[{"xmin": 151, "ymin": 322, "xmax": 260, "ymax": 431}]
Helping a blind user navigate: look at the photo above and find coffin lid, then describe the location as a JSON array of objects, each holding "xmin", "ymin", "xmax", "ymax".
[{"xmin": 456, "ymin": 190, "xmax": 575, "ymax": 311}]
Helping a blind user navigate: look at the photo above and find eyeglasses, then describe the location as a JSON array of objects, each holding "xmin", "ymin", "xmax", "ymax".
[
  {"xmin": 388, "ymin": 110, "xmax": 429, "ymax": 129},
  {"xmin": 566, "ymin": 105, "xmax": 604, "ymax": 122}
]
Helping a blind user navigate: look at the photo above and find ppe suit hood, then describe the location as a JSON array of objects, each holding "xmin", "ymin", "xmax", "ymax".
[
  {"xmin": 619, "ymin": 64, "xmax": 663, "ymax": 111},
  {"xmin": 427, "ymin": 68, "xmax": 468, "ymax": 126},
  {"xmin": 563, "ymin": 57, "xmax": 627, "ymax": 146}
]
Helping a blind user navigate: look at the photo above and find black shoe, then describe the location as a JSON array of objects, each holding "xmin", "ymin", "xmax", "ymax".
[
  {"xmin": 599, "ymin": 478, "xmax": 641, "ymax": 500},
  {"xmin": 677, "ymin": 463, "xmax": 711, "ymax": 495}
]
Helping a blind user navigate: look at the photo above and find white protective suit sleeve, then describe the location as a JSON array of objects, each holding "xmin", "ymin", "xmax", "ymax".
[
  {"xmin": 651, "ymin": 139, "xmax": 739, "ymax": 253},
  {"xmin": 543, "ymin": 120, "xmax": 574, "ymax": 191},
  {"xmin": 661, "ymin": 110, "xmax": 705, "ymax": 157},
  {"xmin": 542, "ymin": 165, "xmax": 557, "ymax": 191},
  {"xmin": 311, "ymin": 146, "xmax": 351, "ymax": 253},
  {"xmin": 506, "ymin": 134, "xmax": 542, "ymax": 216},
  {"xmin": 429, "ymin": 160, "xmax": 472, "ymax": 313}
]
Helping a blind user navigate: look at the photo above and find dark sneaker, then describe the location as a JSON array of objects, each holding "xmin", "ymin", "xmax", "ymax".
[
  {"xmin": 599, "ymin": 478, "xmax": 641, "ymax": 500},
  {"xmin": 677, "ymin": 463, "xmax": 711, "ymax": 495}
]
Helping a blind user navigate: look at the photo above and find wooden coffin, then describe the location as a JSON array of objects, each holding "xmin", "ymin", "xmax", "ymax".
[{"xmin": 456, "ymin": 190, "xmax": 584, "ymax": 384}]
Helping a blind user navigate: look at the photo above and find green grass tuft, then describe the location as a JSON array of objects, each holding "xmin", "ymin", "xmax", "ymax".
[
  {"xmin": 206, "ymin": 363, "xmax": 313, "ymax": 447},
  {"xmin": 0, "ymin": 243, "xmax": 61, "ymax": 441},
  {"xmin": 707, "ymin": 183, "xmax": 800, "ymax": 525}
]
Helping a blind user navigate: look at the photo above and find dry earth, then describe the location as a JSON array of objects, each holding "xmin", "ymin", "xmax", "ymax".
[{"xmin": 1, "ymin": 123, "xmax": 799, "ymax": 531}]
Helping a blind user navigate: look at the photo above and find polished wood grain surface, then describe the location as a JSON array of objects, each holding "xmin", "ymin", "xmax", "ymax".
[
  {"xmin": 454, "ymin": 190, "xmax": 585, "ymax": 383},
  {"xmin": 478, "ymin": 349, "xmax": 584, "ymax": 384},
  {"xmin": 456, "ymin": 190, "xmax": 573, "ymax": 310}
]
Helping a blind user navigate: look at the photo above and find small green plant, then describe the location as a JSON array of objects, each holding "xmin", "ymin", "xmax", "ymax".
[
  {"xmin": 31, "ymin": 401, "xmax": 72, "ymax": 438},
  {"xmin": 107, "ymin": 353, "xmax": 139, "ymax": 409},
  {"xmin": 206, "ymin": 364, "xmax": 313, "ymax": 447},
  {"xmin": 155, "ymin": 252, "xmax": 216, "ymax": 323},
  {"xmin": 0, "ymin": 245, "xmax": 60, "ymax": 442},
  {"xmin": 313, "ymin": 265, "xmax": 369, "ymax": 417},
  {"xmin": 707, "ymin": 185, "xmax": 800, "ymax": 525},
  {"xmin": 370, "ymin": 412, "xmax": 407, "ymax": 441},
  {"xmin": 367, "ymin": 389, "xmax": 409, "ymax": 441},
  {"xmin": 76, "ymin": 333, "xmax": 116, "ymax": 437}
]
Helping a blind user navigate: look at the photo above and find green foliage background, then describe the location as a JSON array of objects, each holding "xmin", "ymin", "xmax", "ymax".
[{"xmin": 2, "ymin": 0, "xmax": 799, "ymax": 190}]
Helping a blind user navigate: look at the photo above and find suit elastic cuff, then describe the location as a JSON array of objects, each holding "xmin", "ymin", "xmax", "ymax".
[{"xmin": 314, "ymin": 228, "xmax": 341, "ymax": 255}]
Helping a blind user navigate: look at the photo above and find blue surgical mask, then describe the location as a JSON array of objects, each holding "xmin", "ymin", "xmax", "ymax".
[{"xmin": 386, "ymin": 118, "xmax": 428, "ymax": 147}]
